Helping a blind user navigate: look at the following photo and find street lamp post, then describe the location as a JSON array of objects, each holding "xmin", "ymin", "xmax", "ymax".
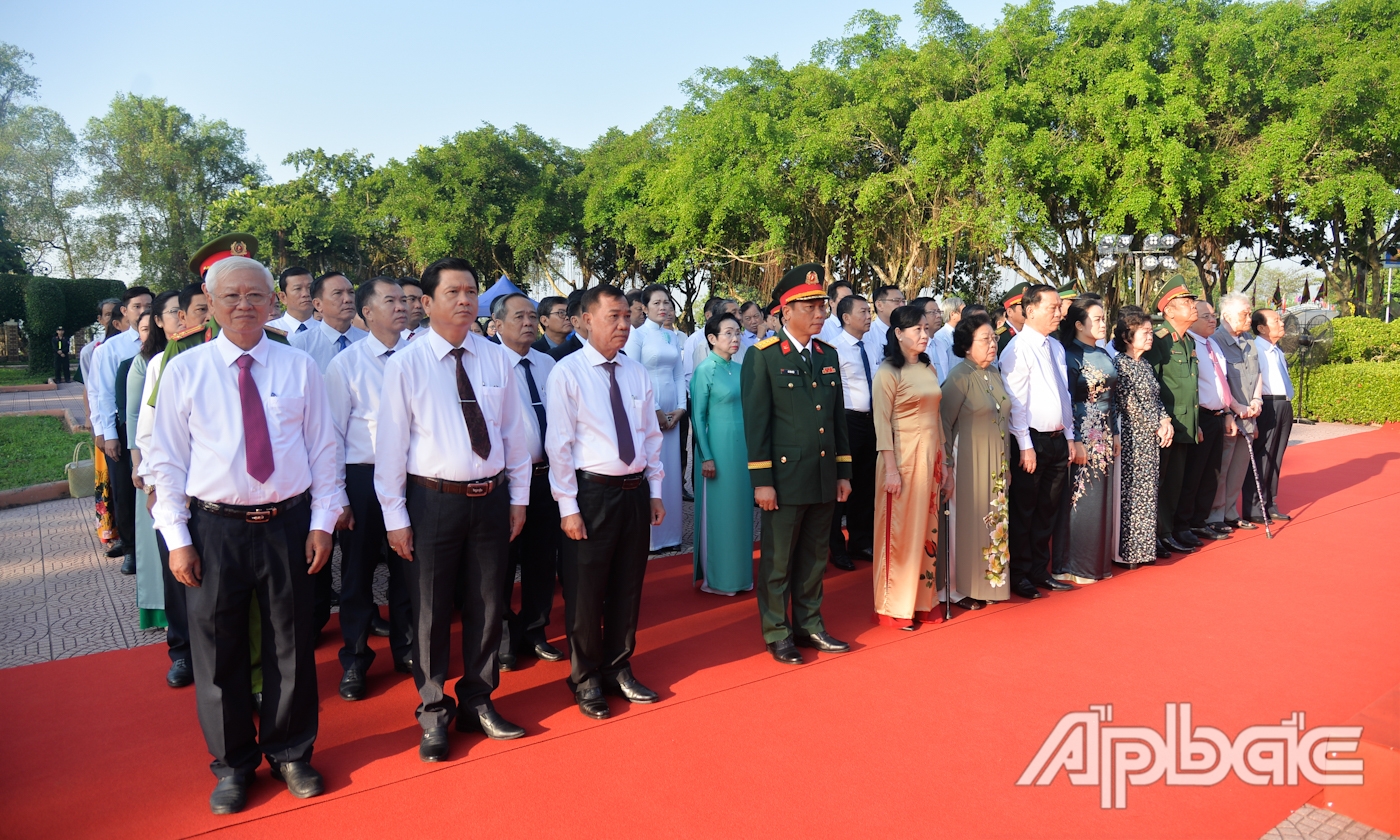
[{"xmin": 1096, "ymin": 233, "xmax": 1182, "ymax": 308}]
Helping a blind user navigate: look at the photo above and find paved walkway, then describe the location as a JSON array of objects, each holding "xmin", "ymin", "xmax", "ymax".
[{"xmin": 0, "ymin": 380, "xmax": 88, "ymax": 427}]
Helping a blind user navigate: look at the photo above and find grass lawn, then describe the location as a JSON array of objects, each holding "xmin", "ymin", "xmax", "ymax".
[
  {"xmin": 0, "ymin": 415, "xmax": 91, "ymax": 491},
  {"xmin": 0, "ymin": 368, "xmax": 53, "ymax": 386}
]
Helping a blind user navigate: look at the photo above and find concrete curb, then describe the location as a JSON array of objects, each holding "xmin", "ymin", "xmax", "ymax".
[
  {"xmin": 0, "ymin": 382, "xmax": 58, "ymax": 393},
  {"xmin": 3, "ymin": 407, "xmax": 90, "ymax": 434},
  {"xmin": 0, "ymin": 480, "xmax": 70, "ymax": 510}
]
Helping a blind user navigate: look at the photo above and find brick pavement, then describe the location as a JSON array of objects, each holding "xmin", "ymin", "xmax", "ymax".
[{"xmin": 0, "ymin": 380, "xmax": 89, "ymax": 427}]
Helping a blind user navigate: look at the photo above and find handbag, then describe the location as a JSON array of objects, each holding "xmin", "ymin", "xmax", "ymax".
[{"xmin": 67, "ymin": 442, "xmax": 95, "ymax": 499}]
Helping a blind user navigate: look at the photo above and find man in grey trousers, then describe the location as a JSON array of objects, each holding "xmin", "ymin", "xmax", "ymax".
[{"xmin": 1207, "ymin": 292, "xmax": 1263, "ymax": 531}]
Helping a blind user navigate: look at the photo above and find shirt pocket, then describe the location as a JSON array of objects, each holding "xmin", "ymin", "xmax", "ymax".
[
  {"xmin": 630, "ymin": 397, "xmax": 648, "ymax": 432},
  {"xmin": 477, "ymin": 384, "xmax": 505, "ymax": 427},
  {"xmin": 264, "ymin": 395, "xmax": 305, "ymax": 437}
]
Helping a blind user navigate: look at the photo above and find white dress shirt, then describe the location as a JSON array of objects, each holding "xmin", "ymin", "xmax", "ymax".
[
  {"xmin": 148, "ymin": 332, "xmax": 344, "ymax": 550},
  {"xmin": 930, "ymin": 323, "xmax": 956, "ymax": 384},
  {"xmin": 819, "ymin": 313, "xmax": 844, "ymax": 344},
  {"xmin": 79, "ymin": 332, "xmax": 103, "ymax": 388},
  {"xmin": 401, "ymin": 324, "xmax": 427, "ymax": 342},
  {"xmin": 867, "ymin": 318, "xmax": 891, "ymax": 363},
  {"xmin": 502, "ymin": 344, "xmax": 556, "ymax": 463},
  {"xmin": 544, "ymin": 340, "xmax": 665, "ymax": 518},
  {"xmin": 1192, "ymin": 334, "xmax": 1229, "ymax": 411},
  {"xmin": 681, "ymin": 328, "xmax": 709, "ymax": 388},
  {"xmin": 374, "ymin": 329, "xmax": 533, "ymax": 531},
  {"xmin": 268, "ymin": 311, "xmax": 313, "ymax": 336},
  {"xmin": 1001, "ymin": 325, "xmax": 1076, "ymax": 450},
  {"xmin": 90, "ymin": 328, "xmax": 143, "ymax": 438},
  {"xmin": 325, "ymin": 333, "xmax": 404, "ymax": 467},
  {"xmin": 830, "ymin": 329, "xmax": 876, "ymax": 413},
  {"xmin": 1254, "ymin": 336, "xmax": 1295, "ymax": 398},
  {"xmin": 289, "ymin": 319, "xmax": 368, "ymax": 374},
  {"xmin": 134, "ymin": 354, "xmax": 165, "ymax": 482}
]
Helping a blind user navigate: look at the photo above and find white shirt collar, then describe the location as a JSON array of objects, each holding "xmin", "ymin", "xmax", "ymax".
[
  {"xmin": 214, "ymin": 330, "xmax": 270, "ymax": 367},
  {"xmin": 1019, "ymin": 324, "xmax": 1049, "ymax": 346},
  {"xmin": 581, "ymin": 339, "xmax": 622, "ymax": 367},
  {"xmin": 501, "ymin": 343, "xmax": 534, "ymax": 363},
  {"xmin": 364, "ymin": 333, "xmax": 403, "ymax": 357},
  {"xmin": 425, "ymin": 326, "xmax": 477, "ymax": 360},
  {"xmin": 317, "ymin": 319, "xmax": 354, "ymax": 341},
  {"xmin": 782, "ymin": 327, "xmax": 812, "ymax": 353}
]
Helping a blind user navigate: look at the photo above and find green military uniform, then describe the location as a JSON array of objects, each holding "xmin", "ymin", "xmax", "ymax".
[
  {"xmin": 996, "ymin": 282, "xmax": 1029, "ymax": 355},
  {"xmin": 742, "ymin": 266, "xmax": 852, "ymax": 647},
  {"xmin": 1142, "ymin": 276, "xmax": 1199, "ymax": 541}
]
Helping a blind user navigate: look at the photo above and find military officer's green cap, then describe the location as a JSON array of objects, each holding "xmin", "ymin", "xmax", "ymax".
[
  {"xmin": 189, "ymin": 232, "xmax": 259, "ymax": 277},
  {"xmin": 1057, "ymin": 282, "xmax": 1080, "ymax": 300},
  {"xmin": 774, "ymin": 263, "xmax": 827, "ymax": 307},
  {"xmin": 1154, "ymin": 274, "xmax": 1196, "ymax": 312},
  {"xmin": 1001, "ymin": 282, "xmax": 1030, "ymax": 308}
]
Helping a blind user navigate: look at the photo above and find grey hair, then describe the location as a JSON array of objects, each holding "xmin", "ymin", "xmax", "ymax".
[
  {"xmin": 204, "ymin": 256, "xmax": 274, "ymax": 297},
  {"xmin": 939, "ymin": 296, "xmax": 964, "ymax": 320},
  {"xmin": 490, "ymin": 292, "xmax": 531, "ymax": 321},
  {"xmin": 1219, "ymin": 292, "xmax": 1251, "ymax": 317}
]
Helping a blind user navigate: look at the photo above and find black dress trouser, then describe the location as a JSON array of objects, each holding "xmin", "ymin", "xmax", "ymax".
[
  {"xmin": 107, "ymin": 422, "xmax": 136, "ymax": 551},
  {"xmin": 1009, "ymin": 430, "xmax": 1068, "ymax": 587},
  {"xmin": 404, "ymin": 480, "xmax": 510, "ymax": 730},
  {"xmin": 1156, "ymin": 436, "xmax": 1194, "ymax": 538},
  {"xmin": 561, "ymin": 477, "xmax": 650, "ymax": 691},
  {"xmin": 830, "ymin": 410, "xmax": 876, "ymax": 557},
  {"xmin": 186, "ymin": 501, "xmax": 318, "ymax": 781},
  {"xmin": 501, "ymin": 468, "xmax": 560, "ymax": 655},
  {"xmin": 1244, "ymin": 396, "xmax": 1293, "ymax": 518},
  {"xmin": 157, "ymin": 530, "xmax": 190, "ymax": 662},
  {"xmin": 1177, "ymin": 409, "xmax": 1226, "ymax": 532},
  {"xmin": 338, "ymin": 464, "xmax": 413, "ymax": 672}
]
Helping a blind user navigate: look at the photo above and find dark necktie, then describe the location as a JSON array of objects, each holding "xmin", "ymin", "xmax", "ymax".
[
  {"xmin": 296, "ymin": 322, "xmax": 308, "ymax": 333},
  {"xmin": 335, "ymin": 334, "xmax": 349, "ymax": 352},
  {"xmin": 603, "ymin": 361, "xmax": 636, "ymax": 465},
  {"xmin": 449, "ymin": 347, "xmax": 492, "ymax": 459},
  {"xmin": 384, "ymin": 349, "xmax": 395, "ymax": 359},
  {"xmin": 235, "ymin": 355, "xmax": 275, "ymax": 482},
  {"xmin": 521, "ymin": 358, "xmax": 547, "ymax": 438},
  {"xmin": 855, "ymin": 339, "xmax": 872, "ymax": 388}
]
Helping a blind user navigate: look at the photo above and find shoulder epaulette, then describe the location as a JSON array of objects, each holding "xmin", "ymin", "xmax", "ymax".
[
  {"xmin": 1155, "ymin": 327, "xmax": 1170, "ymax": 338},
  {"xmin": 169, "ymin": 323, "xmax": 205, "ymax": 341},
  {"xmin": 996, "ymin": 324, "xmax": 1007, "ymax": 335},
  {"xmin": 755, "ymin": 336, "xmax": 780, "ymax": 350},
  {"xmin": 812, "ymin": 337, "xmax": 832, "ymax": 352},
  {"xmin": 263, "ymin": 326, "xmax": 287, "ymax": 337}
]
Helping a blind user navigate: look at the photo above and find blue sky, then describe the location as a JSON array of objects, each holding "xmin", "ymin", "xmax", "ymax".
[{"xmin": 6, "ymin": 0, "xmax": 1028, "ymax": 181}]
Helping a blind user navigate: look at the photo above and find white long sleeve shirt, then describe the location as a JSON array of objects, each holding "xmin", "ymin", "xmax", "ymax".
[
  {"xmin": 830, "ymin": 329, "xmax": 876, "ymax": 413},
  {"xmin": 267, "ymin": 312, "xmax": 313, "ymax": 336},
  {"xmin": 930, "ymin": 323, "xmax": 956, "ymax": 384},
  {"xmin": 1255, "ymin": 336, "xmax": 1295, "ymax": 399},
  {"xmin": 681, "ymin": 327, "xmax": 709, "ymax": 389},
  {"xmin": 544, "ymin": 340, "xmax": 664, "ymax": 517},
  {"xmin": 1001, "ymin": 325, "xmax": 1076, "ymax": 451},
  {"xmin": 1192, "ymin": 334, "xmax": 1229, "ymax": 411},
  {"xmin": 148, "ymin": 332, "xmax": 344, "ymax": 550},
  {"xmin": 373, "ymin": 329, "xmax": 532, "ymax": 531},
  {"xmin": 89, "ymin": 328, "xmax": 142, "ymax": 438},
  {"xmin": 818, "ymin": 313, "xmax": 844, "ymax": 344},
  {"xmin": 324, "ymin": 333, "xmax": 404, "ymax": 467},
  {"xmin": 289, "ymin": 318, "xmax": 367, "ymax": 374},
  {"xmin": 501, "ymin": 344, "xmax": 555, "ymax": 464}
]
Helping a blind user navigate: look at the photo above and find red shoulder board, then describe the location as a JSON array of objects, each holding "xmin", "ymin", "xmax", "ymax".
[
  {"xmin": 813, "ymin": 342, "xmax": 824, "ymax": 354},
  {"xmin": 780, "ymin": 340, "xmax": 791, "ymax": 355}
]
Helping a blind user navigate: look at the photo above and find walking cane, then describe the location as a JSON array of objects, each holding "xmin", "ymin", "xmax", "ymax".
[
  {"xmin": 1239, "ymin": 418, "xmax": 1274, "ymax": 540},
  {"xmin": 939, "ymin": 483, "xmax": 952, "ymax": 622}
]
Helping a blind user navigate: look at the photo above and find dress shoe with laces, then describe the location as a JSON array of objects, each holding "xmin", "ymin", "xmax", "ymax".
[
  {"xmin": 1191, "ymin": 526, "xmax": 1229, "ymax": 541},
  {"xmin": 1012, "ymin": 581, "xmax": 1043, "ymax": 599},
  {"xmin": 269, "ymin": 761, "xmax": 324, "ymax": 799},
  {"xmin": 1155, "ymin": 542, "xmax": 1173, "ymax": 560},
  {"xmin": 830, "ymin": 553, "xmax": 856, "ymax": 571},
  {"xmin": 393, "ymin": 656, "xmax": 414, "ymax": 675},
  {"xmin": 1161, "ymin": 535, "xmax": 1197, "ymax": 553},
  {"xmin": 1269, "ymin": 511, "xmax": 1292, "ymax": 521},
  {"xmin": 498, "ymin": 651, "xmax": 517, "ymax": 672},
  {"xmin": 767, "ymin": 638, "xmax": 804, "ymax": 665},
  {"xmin": 1232, "ymin": 518, "xmax": 1257, "ymax": 530},
  {"xmin": 370, "ymin": 615, "xmax": 391, "ymax": 637},
  {"xmin": 529, "ymin": 640, "xmax": 564, "ymax": 662},
  {"xmin": 166, "ymin": 658, "xmax": 193, "ymax": 688},
  {"xmin": 575, "ymin": 685, "xmax": 611, "ymax": 719},
  {"xmin": 120, "ymin": 554, "xmax": 136, "ymax": 575},
  {"xmin": 1175, "ymin": 530, "xmax": 1204, "ymax": 548},
  {"xmin": 794, "ymin": 631, "xmax": 850, "ymax": 652},
  {"xmin": 456, "ymin": 704, "xmax": 526, "ymax": 740},
  {"xmin": 1208, "ymin": 522, "xmax": 1234, "ymax": 534},
  {"xmin": 419, "ymin": 726, "xmax": 450, "ymax": 762},
  {"xmin": 606, "ymin": 669, "xmax": 659, "ymax": 704},
  {"xmin": 1034, "ymin": 578, "xmax": 1073, "ymax": 591},
  {"xmin": 338, "ymin": 668, "xmax": 366, "ymax": 701},
  {"xmin": 209, "ymin": 776, "xmax": 250, "ymax": 815}
]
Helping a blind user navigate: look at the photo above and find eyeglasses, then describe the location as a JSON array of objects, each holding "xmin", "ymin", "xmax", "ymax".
[
  {"xmin": 216, "ymin": 293, "xmax": 270, "ymax": 308},
  {"xmin": 160, "ymin": 306, "xmax": 181, "ymax": 317}
]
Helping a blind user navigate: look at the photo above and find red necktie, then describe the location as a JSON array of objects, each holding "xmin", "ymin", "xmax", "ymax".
[
  {"xmin": 450, "ymin": 347, "xmax": 492, "ymax": 459},
  {"xmin": 1204, "ymin": 341, "xmax": 1229, "ymax": 404},
  {"xmin": 236, "ymin": 354, "xmax": 275, "ymax": 483}
]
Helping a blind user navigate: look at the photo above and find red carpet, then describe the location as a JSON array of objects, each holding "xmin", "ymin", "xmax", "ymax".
[{"xmin": 2, "ymin": 427, "xmax": 1398, "ymax": 839}]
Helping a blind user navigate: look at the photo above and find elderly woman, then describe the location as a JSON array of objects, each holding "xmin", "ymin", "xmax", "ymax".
[
  {"xmin": 690, "ymin": 312, "xmax": 752, "ymax": 595},
  {"xmin": 1114, "ymin": 310, "xmax": 1175, "ymax": 567},
  {"xmin": 872, "ymin": 305, "xmax": 949, "ymax": 628},
  {"xmin": 623, "ymin": 283, "xmax": 685, "ymax": 551},
  {"xmin": 938, "ymin": 312, "xmax": 1011, "ymax": 609}
]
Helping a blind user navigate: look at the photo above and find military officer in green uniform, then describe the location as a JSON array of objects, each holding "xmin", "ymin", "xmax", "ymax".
[
  {"xmin": 1142, "ymin": 275, "xmax": 1201, "ymax": 556},
  {"xmin": 742, "ymin": 264, "xmax": 853, "ymax": 666},
  {"xmin": 996, "ymin": 282, "xmax": 1029, "ymax": 355},
  {"xmin": 1056, "ymin": 282, "xmax": 1080, "ymax": 319}
]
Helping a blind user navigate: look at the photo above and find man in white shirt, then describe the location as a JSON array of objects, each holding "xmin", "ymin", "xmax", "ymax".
[
  {"xmin": 324, "ymin": 278, "xmax": 413, "ymax": 702},
  {"xmin": 376, "ymin": 258, "xmax": 534, "ymax": 762},
  {"xmin": 736, "ymin": 300, "xmax": 771, "ymax": 364},
  {"xmin": 149, "ymin": 256, "xmax": 341, "ymax": 815},
  {"xmin": 288, "ymin": 272, "xmax": 367, "ymax": 373},
  {"xmin": 400, "ymin": 278, "xmax": 427, "ymax": 341},
  {"xmin": 1176, "ymin": 300, "xmax": 1233, "ymax": 543},
  {"xmin": 867, "ymin": 284, "xmax": 906, "ymax": 361},
  {"xmin": 79, "ymin": 298, "xmax": 118, "ymax": 398},
  {"xmin": 92, "ymin": 286, "xmax": 153, "ymax": 571},
  {"xmin": 827, "ymin": 293, "xmax": 877, "ymax": 569},
  {"xmin": 930, "ymin": 296, "xmax": 963, "ymax": 384},
  {"xmin": 819, "ymin": 280, "xmax": 853, "ymax": 343},
  {"xmin": 1245, "ymin": 309, "xmax": 1295, "ymax": 522},
  {"xmin": 267, "ymin": 266, "xmax": 315, "ymax": 335},
  {"xmin": 492, "ymin": 293, "xmax": 565, "ymax": 668},
  {"xmin": 545, "ymin": 284, "xmax": 666, "ymax": 720},
  {"xmin": 1001, "ymin": 284, "xmax": 1084, "ymax": 599}
]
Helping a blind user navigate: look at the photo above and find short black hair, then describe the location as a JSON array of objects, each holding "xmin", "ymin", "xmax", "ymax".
[
  {"xmin": 1114, "ymin": 309, "xmax": 1154, "ymax": 353},
  {"xmin": 702, "ymin": 296, "xmax": 729, "ymax": 320},
  {"xmin": 626, "ymin": 289, "xmax": 644, "ymax": 307},
  {"xmin": 1251, "ymin": 309, "xmax": 1270, "ymax": 335},
  {"xmin": 122, "ymin": 285, "xmax": 153, "ymax": 307},
  {"xmin": 311, "ymin": 271, "xmax": 350, "ymax": 301},
  {"xmin": 882, "ymin": 305, "xmax": 931, "ymax": 368},
  {"xmin": 178, "ymin": 283, "xmax": 205, "ymax": 313},
  {"xmin": 827, "ymin": 280, "xmax": 853, "ymax": 300},
  {"xmin": 640, "ymin": 284, "xmax": 673, "ymax": 308},
  {"xmin": 874, "ymin": 284, "xmax": 902, "ymax": 304},
  {"xmin": 962, "ymin": 303, "xmax": 989, "ymax": 319},
  {"xmin": 1021, "ymin": 283, "xmax": 1057, "ymax": 311},
  {"xmin": 566, "ymin": 288, "xmax": 586, "ymax": 318},
  {"xmin": 913, "ymin": 296, "xmax": 938, "ymax": 311},
  {"xmin": 278, "ymin": 266, "xmax": 312, "ymax": 293},
  {"xmin": 399, "ymin": 277, "xmax": 423, "ymax": 294},
  {"xmin": 420, "ymin": 258, "xmax": 478, "ymax": 299},
  {"xmin": 952, "ymin": 312, "xmax": 992, "ymax": 358},
  {"xmin": 704, "ymin": 311, "xmax": 741, "ymax": 341},
  {"xmin": 538, "ymin": 295, "xmax": 566, "ymax": 318},
  {"xmin": 355, "ymin": 276, "xmax": 401, "ymax": 320},
  {"xmin": 739, "ymin": 300, "xmax": 763, "ymax": 317},
  {"xmin": 836, "ymin": 293, "xmax": 867, "ymax": 324},
  {"xmin": 582, "ymin": 284, "xmax": 627, "ymax": 315}
]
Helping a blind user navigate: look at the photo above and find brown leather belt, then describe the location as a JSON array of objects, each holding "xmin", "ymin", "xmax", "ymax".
[
  {"xmin": 578, "ymin": 470, "xmax": 644, "ymax": 490},
  {"xmin": 409, "ymin": 470, "xmax": 507, "ymax": 498},
  {"xmin": 192, "ymin": 490, "xmax": 309, "ymax": 524}
]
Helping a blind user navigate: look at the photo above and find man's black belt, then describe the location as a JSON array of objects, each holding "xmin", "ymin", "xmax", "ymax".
[
  {"xmin": 846, "ymin": 409, "xmax": 872, "ymax": 416},
  {"xmin": 1201, "ymin": 407, "xmax": 1228, "ymax": 416},
  {"xmin": 1030, "ymin": 428, "xmax": 1064, "ymax": 438},
  {"xmin": 578, "ymin": 470, "xmax": 644, "ymax": 490},
  {"xmin": 1263, "ymin": 394, "xmax": 1290, "ymax": 400},
  {"xmin": 410, "ymin": 470, "xmax": 507, "ymax": 498},
  {"xmin": 533, "ymin": 461, "xmax": 550, "ymax": 477},
  {"xmin": 192, "ymin": 490, "xmax": 309, "ymax": 524}
]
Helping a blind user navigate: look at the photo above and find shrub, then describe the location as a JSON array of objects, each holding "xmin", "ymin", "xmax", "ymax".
[
  {"xmin": 1296, "ymin": 361, "xmax": 1400, "ymax": 424},
  {"xmin": 0, "ymin": 274, "xmax": 26, "ymax": 323},
  {"xmin": 23, "ymin": 277, "xmax": 66, "ymax": 374},
  {"xmin": 1327, "ymin": 317, "xmax": 1400, "ymax": 364},
  {"xmin": 61, "ymin": 278, "xmax": 126, "ymax": 334}
]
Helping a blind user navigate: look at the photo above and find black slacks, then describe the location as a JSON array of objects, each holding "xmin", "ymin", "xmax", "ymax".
[
  {"xmin": 157, "ymin": 530, "xmax": 190, "ymax": 662},
  {"xmin": 404, "ymin": 480, "xmax": 510, "ymax": 730},
  {"xmin": 1244, "ymin": 396, "xmax": 1293, "ymax": 518},
  {"xmin": 338, "ymin": 464, "xmax": 413, "ymax": 672},
  {"xmin": 501, "ymin": 468, "xmax": 560, "ymax": 655},
  {"xmin": 560, "ymin": 477, "xmax": 650, "ymax": 690},
  {"xmin": 1177, "ymin": 409, "xmax": 1226, "ymax": 532},
  {"xmin": 1156, "ymin": 435, "xmax": 1193, "ymax": 538},
  {"xmin": 830, "ymin": 410, "xmax": 876, "ymax": 557},
  {"xmin": 54, "ymin": 356, "xmax": 70, "ymax": 383},
  {"xmin": 1009, "ymin": 430, "xmax": 1068, "ymax": 587},
  {"xmin": 107, "ymin": 422, "xmax": 136, "ymax": 551},
  {"xmin": 186, "ymin": 501, "xmax": 318, "ymax": 780}
]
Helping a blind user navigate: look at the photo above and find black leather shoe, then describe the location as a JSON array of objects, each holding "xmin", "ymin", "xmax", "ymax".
[
  {"xmin": 607, "ymin": 670, "xmax": 659, "ymax": 704},
  {"xmin": 853, "ymin": 546, "xmax": 874, "ymax": 560},
  {"xmin": 1191, "ymin": 527, "xmax": 1229, "ymax": 541},
  {"xmin": 1155, "ymin": 543, "xmax": 1173, "ymax": 560},
  {"xmin": 1034, "ymin": 578, "xmax": 1073, "ymax": 591},
  {"xmin": 575, "ymin": 685, "xmax": 611, "ymax": 719},
  {"xmin": 767, "ymin": 638, "xmax": 804, "ymax": 665},
  {"xmin": 104, "ymin": 541, "xmax": 126, "ymax": 558},
  {"xmin": 209, "ymin": 776, "xmax": 250, "ymax": 815},
  {"xmin": 830, "ymin": 553, "xmax": 856, "ymax": 571},
  {"xmin": 954, "ymin": 597, "xmax": 984, "ymax": 610},
  {"xmin": 498, "ymin": 651, "xmax": 517, "ymax": 672},
  {"xmin": 1208, "ymin": 522, "xmax": 1234, "ymax": 534},
  {"xmin": 457, "ymin": 705, "xmax": 526, "ymax": 740},
  {"xmin": 252, "ymin": 692, "xmax": 263, "ymax": 713},
  {"xmin": 1174, "ymin": 530, "xmax": 1204, "ymax": 548},
  {"xmin": 393, "ymin": 656, "xmax": 414, "ymax": 675},
  {"xmin": 166, "ymin": 658, "xmax": 192, "ymax": 688},
  {"xmin": 419, "ymin": 726, "xmax": 450, "ymax": 762},
  {"xmin": 529, "ymin": 640, "xmax": 564, "ymax": 662},
  {"xmin": 1269, "ymin": 512, "xmax": 1292, "ymax": 521},
  {"xmin": 1161, "ymin": 535, "xmax": 1197, "ymax": 553},
  {"xmin": 794, "ymin": 631, "xmax": 850, "ymax": 652},
  {"xmin": 269, "ymin": 761, "xmax": 324, "ymax": 799},
  {"xmin": 370, "ymin": 615, "xmax": 390, "ymax": 637},
  {"xmin": 339, "ymin": 668, "xmax": 366, "ymax": 701},
  {"xmin": 1232, "ymin": 519, "xmax": 1258, "ymax": 530},
  {"xmin": 120, "ymin": 554, "xmax": 136, "ymax": 575},
  {"xmin": 1246, "ymin": 516, "xmax": 1271, "ymax": 525},
  {"xmin": 1012, "ymin": 581, "xmax": 1043, "ymax": 599}
]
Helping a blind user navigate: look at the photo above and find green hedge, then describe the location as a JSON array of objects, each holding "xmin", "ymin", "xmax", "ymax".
[
  {"xmin": 3, "ymin": 275, "xmax": 127, "ymax": 374},
  {"xmin": 0, "ymin": 274, "xmax": 25, "ymax": 323},
  {"xmin": 1328, "ymin": 317, "xmax": 1400, "ymax": 364},
  {"xmin": 1296, "ymin": 361, "xmax": 1400, "ymax": 424}
]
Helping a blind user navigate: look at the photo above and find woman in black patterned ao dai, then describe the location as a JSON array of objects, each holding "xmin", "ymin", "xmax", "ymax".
[{"xmin": 1113, "ymin": 310, "xmax": 1174, "ymax": 567}]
